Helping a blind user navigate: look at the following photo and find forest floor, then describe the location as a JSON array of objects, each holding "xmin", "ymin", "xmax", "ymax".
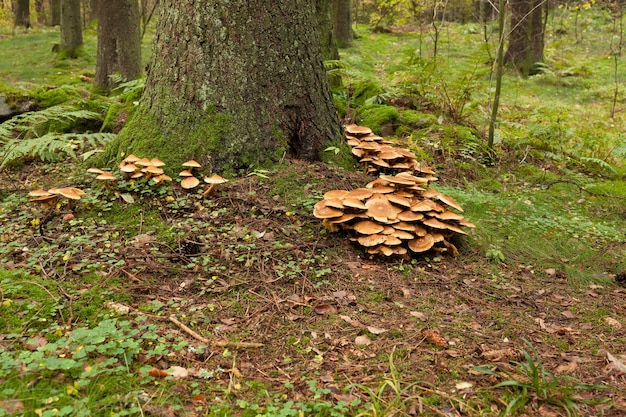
[{"xmin": 2, "ymin": 19, "xmax": 626, "ymax": 417}]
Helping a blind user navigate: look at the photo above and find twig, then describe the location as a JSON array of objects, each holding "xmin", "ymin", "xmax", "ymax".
[{"xmin": 168, "ymin": 315, "xmax": 264, "ymax": 348}]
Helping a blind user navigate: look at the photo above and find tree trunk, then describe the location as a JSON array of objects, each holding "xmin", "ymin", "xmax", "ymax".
[
  {"xmin": 317, "ymin": 0, "xmax": 340, "ymax": 62},
  {"xmin": 14, "ymin": 0, "xmax": 31, "ymax": 28},
  {"xmin": 107, "ymin": 0, "xmax": 341, "ymax": 173},
  {"xmin": 505, "ymin": 0, "xmax": 544, "ymax": 76},
  {"xmin": 50, "ymin": 0, "xmax": 60, "ymax": 25},
  {"xmin": 35, "ymin": 0, "xmax": 46, "ymax": 24},
  {"xmin": 95, "ymin": 0, "xmax": 142, "ymax": 89},
  {"xmin": 333, "ymin": 0, "xmax": 353, "ymax": 48},
  {"xmin": 60, "ymin": 0, "xmax": 83, "ymax": 57}
]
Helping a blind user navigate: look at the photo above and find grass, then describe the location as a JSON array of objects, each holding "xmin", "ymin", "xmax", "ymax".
[{"xmin": 1, "ymin": 7, "xmax": 626, "ymax": 417}]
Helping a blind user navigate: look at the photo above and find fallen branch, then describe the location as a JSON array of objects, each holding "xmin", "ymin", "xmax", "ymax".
[{"xmin": 168, "ymin": 315, "xmax": 264, "ymax": 349}]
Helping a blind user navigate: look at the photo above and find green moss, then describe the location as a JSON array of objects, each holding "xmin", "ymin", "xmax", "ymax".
[
  {"xmin": 101, "ymin": 102, "xmax": 135, "ymax": 133},
  {"xmin": 36, "ymin": 85, "xmax": 84, "ymax": 108},
  {"xmin": 319, "ymin": 139, "xmax": 357, "ymax": 171},
  {"xmin": 351, "ymin": 79, "xmax": 384, "ymax": 106},
  {"xmin": 333, "ymin": 95, "xmax": 347, "ymax": 118},
  {"xmin": 398, "ymin": 109, "xmax": 438, "ymax": 129},
  {"xmin": 355, "ymin": 104, "xmax": 399, "ymax": 134}
]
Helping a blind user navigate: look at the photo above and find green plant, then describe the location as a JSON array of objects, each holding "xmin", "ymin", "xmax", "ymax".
[{"xmin": 474, "ymin": 339, "xmax": 609, "ymax": 416}]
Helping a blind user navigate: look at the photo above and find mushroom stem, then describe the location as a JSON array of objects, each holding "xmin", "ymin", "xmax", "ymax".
[{"xmin": 202, "ymin": 184, "xmax": 216, "ymax": 196}]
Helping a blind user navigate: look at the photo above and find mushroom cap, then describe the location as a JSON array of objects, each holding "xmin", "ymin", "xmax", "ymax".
[
  {"xmin": 411, "ymin": 199, "xmax": 444, "ymax": 212},
  {"xmin": 131, "ymin": 172, "xmax": 144, "ymax": 179},
  {"xmin": 30, "ymin": 194, "xmax": 58, "ymax": 203},
  {"xmin": 179, "ymin": 169, "xmax": 194, "ymax": 177},
  {"xmin": 150, "ymin": 158, "xmax": 166, "ymax": 167},
  {"xmin": 96, "ymin": 172, "xmax": 117, "ymax": 181},
  {"xmin": 434, "ymin": 210, "xmax": 465, "ymax": 221},
  {"xmin": 357, "ymin": 234, "xmax": 387, "ymax": 247},
  {"xmin": 342, "ymin": 197, "xmax": 367, "ymax": 210},
  {"xmin": 182, "ymin": 159, "xmax": 202, "ymax": 168},
  {"xmin": 28, "ymin": 189, "xmax": 52, "ymax": 198},
  {"xmin": 56, "ymin": 187, "xmax": 84, "ymax": 200},
  {"xmin": 408, "ymin": 235, "xmax": 435, "ymax": 253},
  {"xmin": 203, "ymin": 174, "xmax": 228, "ymax": 184},
  {"xmin": 313, "ymin": 200, "xmax": 343, "ymax": 219},
  {"xmin": 181, "ymin": 176, "xmax": 201, "ymax": 189},
  {"xmin": 397, "ymin": 210, "xmax": 424, "ymax": 222},
  {"xmin": 367, "ymin": 245, "xmax": 394, "ymax": 257},
  {"xmin": 386, "ymin": 194, "xmax": 413, "ymax": 208},
  {"xmin": 135, "ymin": 158, "xmax": 153, "ymax": 167},
  {"xmin": 344, "ymin": 124, "xmax": 373, "ymax": 136},
  {"xmin": 323, "ymin": 198, "xmax": 344, "ymax": 209},
  {"xmin": 365, "ymin": 195, "xmax": 401, "ymax": 223},
  {"xmin": 353, "ymin": 220, "xmax": 385, "ymax": 235},
  {"xmin": 324, "ymin": 190, "xmax": 349, "ymax": 200},
  {"xmin": 346, "ymin": 138, "xmax": 361, "ymax": 147},
  {"xmin": 122, "ymin": 154, "xmax": 140, "ymax": 164},
  {"xmin": 390, "ymin": 229, "xmax": 415, "ymax": 240},
  {"xmin": 436, "ymin": 193, "xmax": 464, "ymax": 212},
  {"xmin": 344, "ymin": 188, "xmax": 374, "ymax": 200},
  {"xmin": 120, "ymin": 164, "xmax": 139, "ymax": 173},
  {"xmin": 144, "ymin": 166, "xmax": 164, "ymax": 175},
  {"xmin": 87, "ymin": 167, "xmax": 106, "ymax": 174},
  {"xmin": 421, "ymin": 189, "xmax": 441, "ymax": 199},
  {"xmin": 327, "ymin": 213, "xmax": 357, "ymax": 224}
]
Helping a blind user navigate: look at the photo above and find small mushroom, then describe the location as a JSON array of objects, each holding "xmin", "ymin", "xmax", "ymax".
[
  {"xmin": 203, "ymin": 174, "xmax": 228, "ymax": 195},
  {"xmin": 95, "ymin": 171, "xmax": 117, "ymax": 191},
  {"xmin": 28, "ymin": 189, "xmax": 58, "ymax": 209},
  {"xmin": 181, "ymin": 176, "xmax": 201, "ymax": 190}
]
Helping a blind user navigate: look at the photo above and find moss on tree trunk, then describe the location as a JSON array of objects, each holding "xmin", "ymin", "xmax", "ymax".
[{"xmin": 105, "ymin": 0, "xmax": 342, "ymax": 174}]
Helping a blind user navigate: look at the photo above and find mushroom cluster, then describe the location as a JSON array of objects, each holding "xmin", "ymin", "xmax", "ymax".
[
  {"xmin": 28, "ymin": 187, "xmax": 85, "ymax": 210},
  {"xmin": 314, "ymin": 124, "xmax": 475, "ymax": 257},
  {"xmin": 118, "ymin": 155, "xmax": 172, "ymax": 184},
  {"xmin": 178, "ymin": 159, "xmax": 228, "ymax": 194}
]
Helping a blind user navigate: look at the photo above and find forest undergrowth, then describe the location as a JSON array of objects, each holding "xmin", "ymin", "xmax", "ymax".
[{"xmin": 1, "ymin": 10, "xmax": 626, "ymax": 417}]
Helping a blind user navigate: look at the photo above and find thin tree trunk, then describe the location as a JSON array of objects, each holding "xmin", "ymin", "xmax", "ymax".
[
  {"xmin": 60, "ymin": 0, "xmax": 83, "ymax": 58},
  {"xmin": 49, "ymin": 0, "xmax": 60, "ymax": 25},
  {"xmin": 95, "ymin": 0, "xmax": 142, "ymax": 89},
  {"xmin": 333, "ymin": 0, "xmax": 353, "ymax": 48},
  {"xmin": 107, "ymin": 0, "xmax": 341, "ymax": 173},
  {"xmin": 505, "ymin": 0, "xmax": 545, "ymax": 76},
  {"xmin": 488, "ymin": 0, "xmax": 506, "ymax": 148}
]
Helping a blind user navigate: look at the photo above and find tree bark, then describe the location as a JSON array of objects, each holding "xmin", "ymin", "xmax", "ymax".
[
  {"xmin": 95, "ymin": 0, "xmax": 142, "ymax": 89},
  {"xmin": 108, "ymin": 0, "xmax": 341, "ymax": 173},
  {"xmin": 35, "ymin": 0, "xmax": 46, "ymax": 24},
  {"xmin": 333, "ymin": 0, "xmax": 353, "ymax": 48},
  {"xmin": 50, "ymin": 0, "xmax": 60, "ymax": 25},
  {"xmin": 59, "ymin": 0, "xmax": 83, "ymax": 57},
  {"xmin": 14, "ymin": 0, "xmax": 31, "ymax": 28},
  {"xmin": 505, "ymin": 0, "xmax": 545, "ymax": 76},
  {"xmin": 317, "ymin": 0, "xmax": 340, "ymax": 62}
]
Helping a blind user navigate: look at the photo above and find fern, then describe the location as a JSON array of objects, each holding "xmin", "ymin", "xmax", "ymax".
[
  {"xmin": 0, "ymin": 132, "xmax": 115, "ymax": 168},
  {"xmin": 0, "ymin": 105, "xmax": 102, "ymax": 141}
]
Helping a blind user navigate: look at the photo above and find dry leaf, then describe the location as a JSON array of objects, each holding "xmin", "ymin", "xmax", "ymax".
[
  {"xmin": 169, "ymin": 366, "xmax": 189, "ymax": 380},
  {"xmin": 561, "ymin": 310, "xmax": 574, "ymax": 319},
  {"xmin": 605, "ymin": 317, "xmax": 623, "ymax": 330},
  {"xmin": 191, "ymin": 395, "xmax": 207, "ymax": 405},
  {"xmin": 603, "ymin": 350, "xmax": 626, "ymax": 374},
  {"xmin": 340, "ymin": 315, "xmax": 362, "ymax": 328},
  {"xmin": 314, "ymin": 304, "xmax": 336, "ymax": 315},
  {"xmin": 421, "ymin": 329, "xmax": 448, "ymax": 348},
  {"xmin": 106, "ymin": 301, "xmax": 131, "ymax": 315},
  {"xmin": 410, "ymin": 311, "xmax": 427, "ymax": 321},
  {"xmin": 367, "ymin": 326, "xmax": 388, "ymax": 335},
  {"xmin": 355, "ymin": 334, "xmax": 372, "ymax": 346},
  {"xmin": 455, "ymin": 381, "xmax": 473, "ymax": 390},
  {"xmin": 24, "ymin": 335, "xmax": 48, "ymax": 351},
  {"xmin": 555, "ymin": 361, "xmax": 578, "ymax": 374}
]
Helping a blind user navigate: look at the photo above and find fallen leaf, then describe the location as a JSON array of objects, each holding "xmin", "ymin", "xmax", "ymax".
[
  {"xmin": 24, "ymin": 335, "xmax": 48, "ymax": 350},
  {"xmin": 603, "ymin": 350, "xmax": 626, "ymax": 374},
  {"xmin": 421, "ymin": 329, "xmax": 448, "ymax": 348},
  {"xmin": 556, "ymin": 361, "xmax": 577, "ymax": 374},
  {"xmin": 480, "ymin": 347, "xmax": 523, "ymax": 362},
  {"xmin": 105, "ymin": 301, "xmax": 131, "ymax": 315},
  {"xmin": 561, "ymin": 310, "xmax": 574, "ymax": 319},
  {"xmin": 340, "ymin": 315, "xmax": 362, "ymax": 327},
  {"xmin": 455, "ymin": 381, "xmax": 473, "ymax": 390},
  {"xmin": 191, "ymin": 395, "xmax": 207, "ymax": 405},
  {"xmin": 314, "ymin": 304, "xmax": 336, "ymax": 315},
  {"xmin": 169, "ymin": 366, "xmax": 189, "ymax": 380},
  {"xmin": 410, "ymin": 311, "xmax": 427, "ymax": 321},
  {"xmin": 605, "ymin": 317, "xmax": 623, "ymax": 330},
  {"xmin": 355, "ymin": 334, "xmax": 372, "ymax": 346},
  {"xmin": 367, "ymin": 326, "xmax": 388, "ymax": 335}
]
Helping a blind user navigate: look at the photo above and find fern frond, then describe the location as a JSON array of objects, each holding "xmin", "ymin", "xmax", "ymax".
[
  {"xmin": 579, "ymin": 156, "xmax": 617, "ymax": 174},
  {"xmin": 0, "ymin": 105, "xmax": 102, "ymax": 139},
  {"xmin": 0, "ymin": 132, "xmax": 115, "ymax": 168}
]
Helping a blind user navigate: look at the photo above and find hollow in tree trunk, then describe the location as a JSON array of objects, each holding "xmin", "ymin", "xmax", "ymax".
[
  {"xmin": 505, "ymin": 0, "xmax": 544, "ymax": 76},
  {"xmin": 95, "ymin": 0, "xmax": 142, "ymax": 90},
  {"xmin": 59, "ymin": 0, "xmax": 83, "ymax": 58},
  {"xmin": 106, "ymin": 0, "xmax": 342, "ymax": 173}
]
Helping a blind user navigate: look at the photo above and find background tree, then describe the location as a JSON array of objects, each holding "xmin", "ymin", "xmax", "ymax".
[
  {"xmin": 94, "ymin": 0, "xmax": 142, "ymax": 90},
  {"xmin": 505, "ymin": 0, "xmax": 545, "ymax": 76},
  {"xmin": 106, "ymin": 0, "xmax": 342, "ymax": 172},
  {"xmin": 59, "ymin": 0, "xmax": 83, "ymax": 57},
  {"xmin": 14, "ymin": 0, "xmax": 30, "ymax": 28},
  {"xmin": 333, "ymin": 0, "xmax": 353, "ymax": 48},
  {"xmin": 50, "ymin": 0, "xmax": 60, "ymax": 25}
]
